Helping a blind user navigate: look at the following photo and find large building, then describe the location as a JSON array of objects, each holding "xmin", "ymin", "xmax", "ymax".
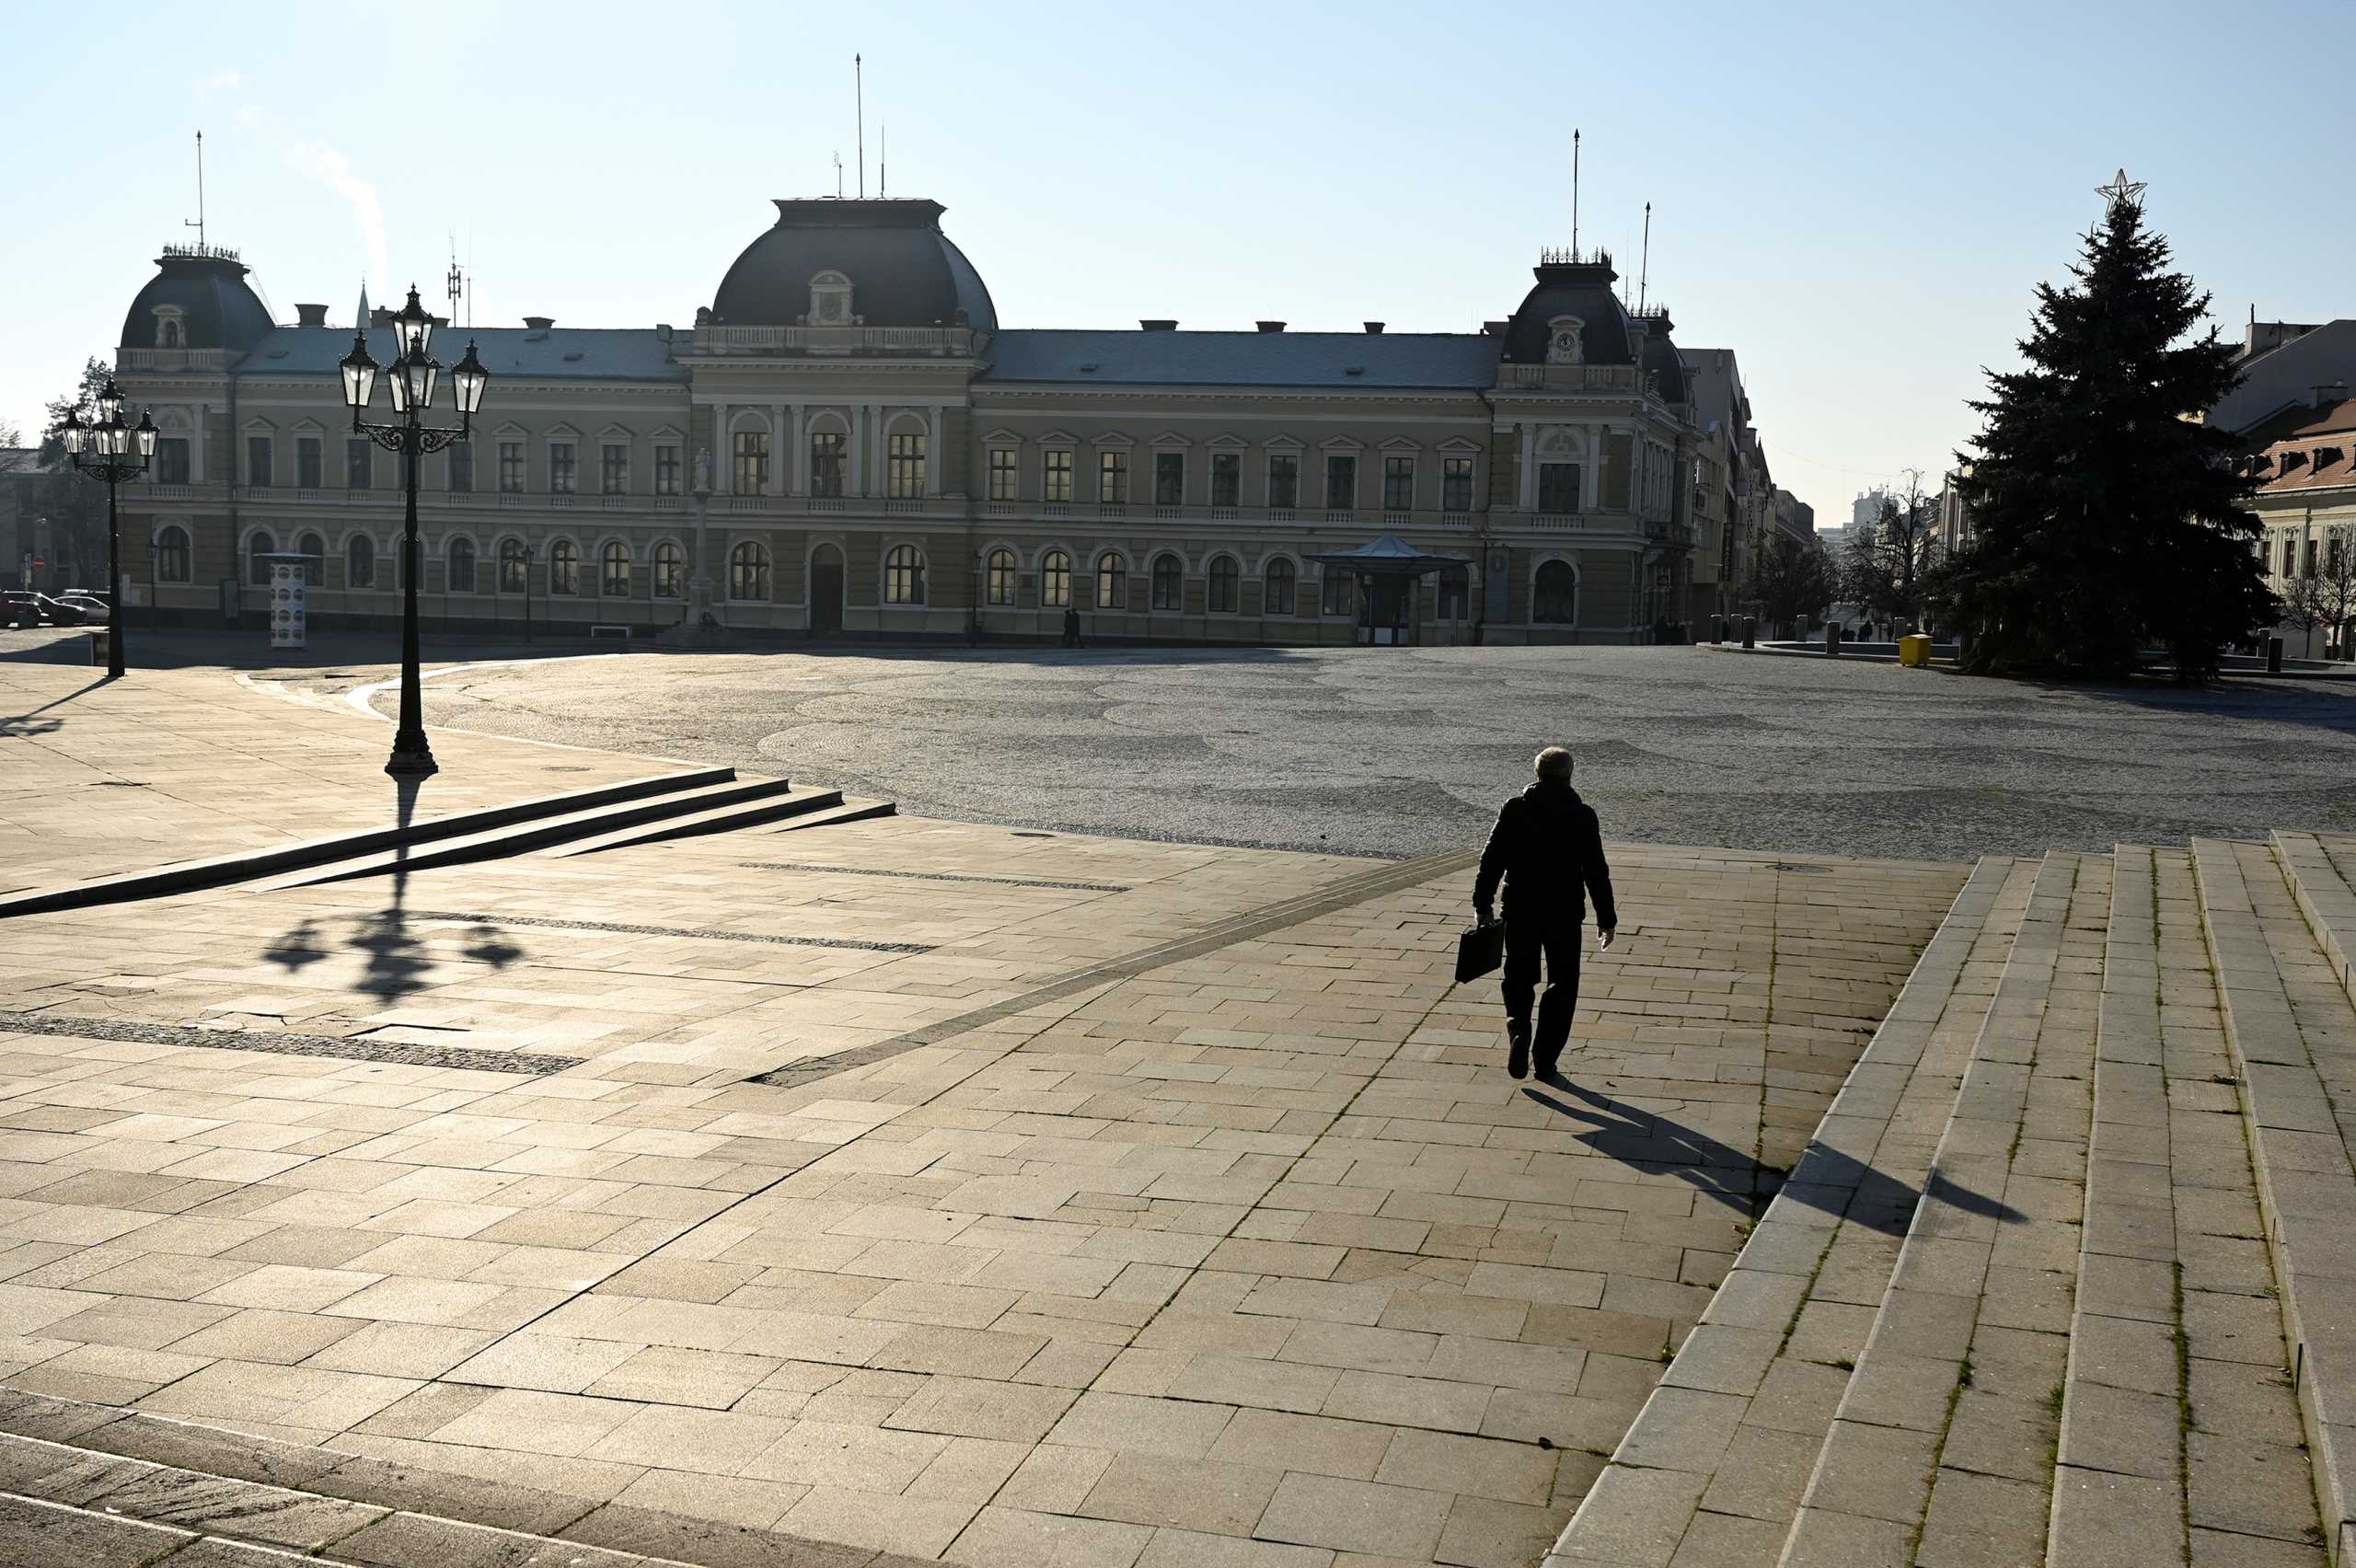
[
  {"xmin": 2248, "ymin": 392, "xmax": 2356, "ymax": 653},
  {"xmin": 107, "ymin": 201, "xmax": 1719, "ymax": 644}
]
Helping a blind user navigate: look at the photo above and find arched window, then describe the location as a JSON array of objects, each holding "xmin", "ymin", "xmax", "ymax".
[
  {"xmin": 885, "ymin": 545, "xmax": 926, "ymax": 605},
  {"xmin": 730, "ymin": 541, "xmax": 769, "ymax": 601},
  {"xmin": 248, "ymin": 530, "xmax": 275, "ymax": 586},
  {"xmin": 155, "ymin": 525, "xmax": 191, "ymax": 583},
  {"xmin": 160, "ymin": 318, "xmax": 181, "ymax": 349},
  {"xmin": 653, "ymin": 540, "xmax": 684, "ymax": 598},
  {"xmin": 549, "ymin": 539, "xmax": 580, "ymax": 595},
  {"xmin": 1041, "ymin": 549, "xmax": 1071, "ymax": 608},
  {"xmin": 1150, "ymin": 553, "xmax": 1183, "ymax": 611},
  {"xmin": 1207, "ymin": 555, "xmax": 1239, "ymax": 614},
  {"xmin": 1096, "ymin": 553, "xmax": 1126, "ymax": 611},
  {"xmin": 986, "ymin": 548, "xmax": 1016, "ymax": 606},
  {"xmin": 447, "ymin": 536, "xmax": 477, "ymax": 594},
  {"xmin": 346, "ymin": 534, "xmax": 375, "ymax": 589},
  {"xmin": 498, "ymin": 538, "xmax": 528, "ymax": 594},
  {"xmin": 600, "ymin": 541, "xmax": 631, "ymax": 597},
  {"xmin": 1533, "ymin": 560, "xmax": 1578, "ymax": 624},
  {"xmin": 1265, "ymin": 558, "xmax": 1297, "ymax": 616},
  {"xmin": 810, "ymin": 270, "xmax": 853, "ymax": 326},
  {"xmin": 295, "ymin": 531, "xmax": 325, "ymax": 565}
]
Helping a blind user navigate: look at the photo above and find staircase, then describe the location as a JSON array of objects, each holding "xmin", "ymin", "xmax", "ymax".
[{"xmin": 1547, "ymin": 836, "xmax": 2349, "ymax": 1568}]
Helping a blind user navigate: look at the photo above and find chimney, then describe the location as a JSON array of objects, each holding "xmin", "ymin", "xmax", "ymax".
[
  {"xmin": 1255, "ymin": 320, "xmax": 1286, "ymax": 333},
  {"xmin": 1481, "ymin": 320, "xmax": 1507, "ymax": 336},
  {"xmin": 1363, "ymin": 321, "xmax": 1385, "ymax": 334},
  {"xmin": 1139, "ymin": 318, "xmax": 1177, "ymax": 331},
  {"xmin": 523, "ymin": 316, "xmax": 554, "ymax": 331},
  {"xmin": 294, "ymin": 303, "xmax": 328, "ymax": 328}
]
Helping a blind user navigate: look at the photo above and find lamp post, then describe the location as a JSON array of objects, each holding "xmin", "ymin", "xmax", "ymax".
[
  {"xmin": 340, "ymin": 285, "xmax": 489, "ymax": 778},
  {"xmin": 58, "ymin": 379, "xmax": 157, "ymax": 678}
]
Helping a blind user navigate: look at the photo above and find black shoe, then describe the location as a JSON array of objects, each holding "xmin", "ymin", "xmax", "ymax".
[
  {"xmin": 1507, "ymin": 1022, "xmax": 1530, "ymax": 1079},
  {"xmin": 1533, "ymin": 1055, "xmax": 1561, "ymax": 1082}
]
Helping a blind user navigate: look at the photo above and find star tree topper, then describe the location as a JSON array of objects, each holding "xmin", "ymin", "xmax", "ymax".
[{"xmin": 2096, "ymin": 168, "xmax": 2147, "ymax": 213}]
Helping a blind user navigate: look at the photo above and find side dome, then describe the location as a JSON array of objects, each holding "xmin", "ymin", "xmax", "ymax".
[
  {"xmin": 1501, "ymin": 253, "xmax": 1634, "ymax": 367},
  {"xmin": 1637, "ymin": 313, "xmax": 1688, "ymax": 401},
  {"xmin": 120, "ymin": 248, "xmax": 276, "ymax": 353},
  {"xmin": 710, "ymin": 198, "xmax": 997, "ymax": 330}
]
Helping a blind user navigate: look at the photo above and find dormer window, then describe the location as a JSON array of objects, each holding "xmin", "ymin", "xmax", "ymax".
[
  {"xmin": 810, "ymin": 271, "xmax": 853, "ymax": 326},
  {"xmin": 153, "ymin": 306, "xmax": 186, "ymax": 349},
  {"xmin": 1545, "ymin": 316, "xmax": 1585, "ymax": 366}
]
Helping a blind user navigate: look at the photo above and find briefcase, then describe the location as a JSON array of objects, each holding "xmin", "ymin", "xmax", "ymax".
[{"xmin": 1455, "ymin": 920, "xmax": 1506, "ymax": 984}]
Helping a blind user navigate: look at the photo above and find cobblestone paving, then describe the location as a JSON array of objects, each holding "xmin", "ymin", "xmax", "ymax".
[{"xmin": 273, "ymin": 643, "xmax": 2356, "ymax": 862}]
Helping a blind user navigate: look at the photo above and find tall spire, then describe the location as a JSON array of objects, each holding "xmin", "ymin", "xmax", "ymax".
[{"xmin": 356, "ymin": 280, "xmax": 371, "ymax": 330}]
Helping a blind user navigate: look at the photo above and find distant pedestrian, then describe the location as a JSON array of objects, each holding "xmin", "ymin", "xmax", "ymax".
[
  {"xmin": 1061, "ymin": 606, "xmax": 1081, "ymax": 648},
  {"xmin": 1473, "ymin": 746, "xmax": 1617, "ymax": 1081}
]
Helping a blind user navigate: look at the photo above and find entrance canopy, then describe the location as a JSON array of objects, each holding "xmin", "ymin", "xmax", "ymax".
[{"xmin": 1308, "ymin": 535, "xmax": 1469, "ymax": 646}]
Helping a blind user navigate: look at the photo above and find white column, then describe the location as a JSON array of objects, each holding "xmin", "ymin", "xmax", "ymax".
[
  {"xmin": 712, "ymin": 402, "xmax": 731, "ymax": 492},
  {"xmin": 768, "ymin": 404, "xmax": 785, "ymax": 496},
  {"xmin": 1517, "ymin": 422, "xmax": 1535, "ymax": 511},
  {"xmin": 191, "ymin": 405, "xmax": 207, "ymax": 484},
  {"xmin": 788, "ymin": 404, "xmax": 805, "ymax": 495}
]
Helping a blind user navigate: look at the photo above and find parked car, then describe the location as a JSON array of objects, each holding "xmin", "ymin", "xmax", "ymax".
[
  {"xmin": 30, "ymin": 594, "xmax": 89, "ymax": 626},
  {"xmin": 2, "ymin": 591, "xmax": 40, "ymax": 628},
  {"xmin": 55, "ymin": 591, "xmax": 110, "ymax": 624}
]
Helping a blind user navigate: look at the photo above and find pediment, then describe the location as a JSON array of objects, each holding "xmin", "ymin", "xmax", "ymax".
[{"xmin": 1149, "ymin": 431, "xmax": 1193, "ymax": 448}]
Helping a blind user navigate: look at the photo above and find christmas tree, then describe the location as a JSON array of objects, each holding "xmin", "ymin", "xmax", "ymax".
[{"xmin": 1933, "ymin": 173, "xmax": 2271, "ymax": 680}]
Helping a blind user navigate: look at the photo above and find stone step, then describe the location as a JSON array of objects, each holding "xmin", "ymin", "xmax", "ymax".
[
  {"xmin": 0, "ymin": 765, "xmax": 733, "ymax": 918},
  {"xmin": 758, "ymin": 796, "xmax": 899, "ymax": 835},
  {"xmin": 1777, "ymin": 849, "xmax": 2108, "ymax": 1568},
  {"xmin": 255, "ymin": 773, "xmax": 802, "ymax": 888},
  {"xmin": 1542, "ymin": 852, "xmax": 2036, "ymax": 1568},
  {"xmin": 2195, "ymin": 836, "xmax": 2356, "ymax": 1568},
  {"xmin": 2274, "ymin": 829, "xmax": 2356, "ymax": 1019},
  {"xmin": 0, "ymin": 1386, "xmax": 930, "ymax": 1567},
  {"xmin": 543, "ymin": 783, "xmax": 847, "ymax": 855}
]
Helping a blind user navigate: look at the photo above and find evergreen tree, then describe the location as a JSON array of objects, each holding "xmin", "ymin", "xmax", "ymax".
[{"xmin": 1934, "ymin": 185, "xmax": 2271, "ymax": 680}]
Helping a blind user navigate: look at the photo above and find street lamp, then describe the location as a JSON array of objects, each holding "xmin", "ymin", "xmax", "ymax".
[
  {"xmin": 341, "ymin": 284, "xmax": 490, "ymax": 778},
  {"xmin": 58, "ymin": 379, "xmax": 157, "ymax": 678}
]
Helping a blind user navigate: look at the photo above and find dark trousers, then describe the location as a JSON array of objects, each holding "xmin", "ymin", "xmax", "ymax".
[{"xmin": 1503, "ymin": 919, "xmax": 1581, "ymax": 1064}]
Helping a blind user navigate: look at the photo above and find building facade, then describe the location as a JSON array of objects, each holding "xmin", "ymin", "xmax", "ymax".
[
  {"xmin": 2248, "ymin": 394, "xmax": 2356, "ymax": 653},
  {"xmin": 109, "ymin": 202, "xmax": 1709, "ymax": 644}
]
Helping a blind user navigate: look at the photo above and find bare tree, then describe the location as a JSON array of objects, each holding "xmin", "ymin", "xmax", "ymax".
[
  {"xmin": 0, "ymin": 421, "xmax": 24, "ymax": 467},
  {"xmin": 1751, "ymin": 529, "xmax": 1834, "ymax": 638},
  {"xmin": 2317, "ymin": 525, "xmax": 2356, "ymax": 660},
  {"xmin": 1841, "ymin": 469, "xmax": 1942, "ymax": 631},
  {"xmin": 2281, "ymin": 567, "xmax": 2330, "ymax": 660}
]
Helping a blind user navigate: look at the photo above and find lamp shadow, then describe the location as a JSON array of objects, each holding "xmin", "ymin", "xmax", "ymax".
[
  {"xmin": 1520, "ymin": 1079, "xmax": 2021, "ymax": 1235},
  {"xmin": 0, "ymin": 676, "xmax": 111, "ymax": 735},
  {"xmin": 263, "ymin": 777, "xmax": 525, "ymax": 1006}
]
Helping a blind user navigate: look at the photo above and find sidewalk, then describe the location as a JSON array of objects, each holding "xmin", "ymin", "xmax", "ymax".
[{"xmin": 0, "ymin": 661, "xmax": 1963, "ymax": 1565}]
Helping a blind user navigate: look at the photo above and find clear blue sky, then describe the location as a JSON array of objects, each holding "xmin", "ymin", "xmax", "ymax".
[{"xmin": 6, "ymin": 0, "xmax": 2348, "ymax": 528}]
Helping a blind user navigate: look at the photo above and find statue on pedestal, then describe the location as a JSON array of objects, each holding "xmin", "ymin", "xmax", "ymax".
[{"xmin": 693, "ymin": 447, "xmax": 712, "ymax": 495}]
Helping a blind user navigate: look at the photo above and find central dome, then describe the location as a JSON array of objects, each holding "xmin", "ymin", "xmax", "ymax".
[{"xmin": 710, "ymin": 198, "xmax": 997, "ymax": 330}]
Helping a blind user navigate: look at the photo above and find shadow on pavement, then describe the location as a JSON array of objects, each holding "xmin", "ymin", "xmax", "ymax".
[{"xmin": 1521, "ymin": 1078, "xmax": 2021, "ymax": 1233}]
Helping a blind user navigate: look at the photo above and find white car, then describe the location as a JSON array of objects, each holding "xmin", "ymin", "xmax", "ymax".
[{"xmin": 55, "ymin": 592, "xmax": 110, "ymax": 624}]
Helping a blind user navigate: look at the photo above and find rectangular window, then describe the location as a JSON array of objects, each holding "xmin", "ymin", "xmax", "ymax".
[
  {"xmin": 810, "ymin": 432, "xmax": 846, "ymax": 497},
  {"xmin": 601, "ymin": 443, "xmax": 629, "ymax": 495},
  {"xmin": 346, "ymin": 438, "xmax": 373, "ymax": 490},
  {"xmin": 1324, "ymin": 454, "xmax": 1357, "ymax": 510},
  {"xmin": 2306, "ymin": 537, "xmax": 2319, "ymax": 575},
  {"xmin": 246, "ymin": 436, "xmax": 272, "ymax": 489},
  {"xmin": 296, "ymin": 437, "xmax": 322, "ymax": 489},
  {"xmin": 156, "ymin": 439, "xmax": 191, "ymax": 485},
  {"xmin": 499, "ymin": 442, "xmax": 525, "ymax": 492},
  {"xmin": 1154, "ymin": 451, "xmax": 1184, "ymax": 506},
  {"xmin": 1442, "ymin": 455, "xmax": 1474, "ymax": 512},
  {"xmin": 733, "ymin": 431, "xmax": 768, "ymax": 493},
  {"xmin": 988, "ymin": 447, "xmax": 1019, "ymax": 502},
  {"xmin": 1044, "ymin": 448, "xmax": 1074, "ymax": 503},
  {"xmin": 1321, "ymin": 570, "xmax": 1350, "ymax": 616},
  {"xmin": 1211, "ymin": 452, "xmax": 1240, "ymax": 507},
  {"xmin": 654, "ymin": 445, "xmax": 681, "ymax": 495},
  {"xmin": 1538, "ymin": 462, "xmax": 1580, "ymax": 514},
  {"xmin": 1098, "ymin": 450, "xmax": 1128, "ymax": 505},
  {"xmin": 446, "ymin": 441, "xmax": 473, "ymax": 492},
  {"xmin": 549, "ymin": 442, "xmax": 576, "ymax": 494},
  {"xmin": 887, "ymin": 432, "xmax": 927, "ymax": 499},
  {"xmin": 1383, "ymin": 455, "xmax": 1415, "ymax": 510},
  {"xmin": 1601, "ymin": 433, "xmax": 1634, "ymax": 509},
  {"xmin": 2282, "ymin": 537, "xmax": 2295, "ymax": 576},
  {"xmin": 1268, "ymin": 454, "xmax": 1299, "ymax": 509}
]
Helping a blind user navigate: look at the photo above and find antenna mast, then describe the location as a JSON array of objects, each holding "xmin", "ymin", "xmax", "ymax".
[
  {"xmin": 855, "ymin": 54, "xmax": 865, "ymax": 199},
  {"xmin": 446, "ymin": 235, "xmax": 465, "ymax": 329},
  {"xmin": 834, "ymin": 151, "xmax": 844, "ymax": 199},
  {"xmin": 1570, "ymin": 130, "xmax": 1580, "ymax": 257},
  {"xmin": 1637, "ymin": 202, "xmax": 1651, "ymax": 313},
  {"xmin": 881, "ymin": 125, "xmax": 886, "ymax": 198},
  {"xmin": 184, "ymin": 131, "xmax": 206, "ymax": 249}
]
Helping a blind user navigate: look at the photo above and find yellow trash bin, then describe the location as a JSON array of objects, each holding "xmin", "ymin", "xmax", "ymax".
[{"xmin": 1899, "ymin": 634, "xmax": 1931, "ymax": 668}]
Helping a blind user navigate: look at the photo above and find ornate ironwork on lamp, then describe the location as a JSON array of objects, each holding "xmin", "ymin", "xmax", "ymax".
[
  {"xmin": 341, "ymin": 285, "xmax": 491, "ymax": 778},
  {"xmin": 59, "ymin": 376, "xmax": 155, "ymax": 679}
]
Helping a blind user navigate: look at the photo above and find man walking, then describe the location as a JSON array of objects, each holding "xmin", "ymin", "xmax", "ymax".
[{"xmin": 1473, "ymin": 745, "xmax": 1617, "ymax": 1079}]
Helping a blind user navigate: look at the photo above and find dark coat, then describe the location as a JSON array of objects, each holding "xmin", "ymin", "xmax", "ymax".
[{"xmin": 1472, "ymin": 780, "xmax": 1617, "ymax": 929}]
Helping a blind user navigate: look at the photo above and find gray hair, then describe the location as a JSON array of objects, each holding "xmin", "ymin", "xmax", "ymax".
[{"xmin": 1534, "ymin": 746, "xmax": 1574, "ymax": 781}]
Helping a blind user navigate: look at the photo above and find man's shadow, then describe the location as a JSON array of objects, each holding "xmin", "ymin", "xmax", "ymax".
[
  {"xmin": 1521, "ymin": 1079, "xmax": 2020, "ymax": 1235},
  {"xmin": 265, "ymin": 778, "xmax": 524, "ymax": 1007}
]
